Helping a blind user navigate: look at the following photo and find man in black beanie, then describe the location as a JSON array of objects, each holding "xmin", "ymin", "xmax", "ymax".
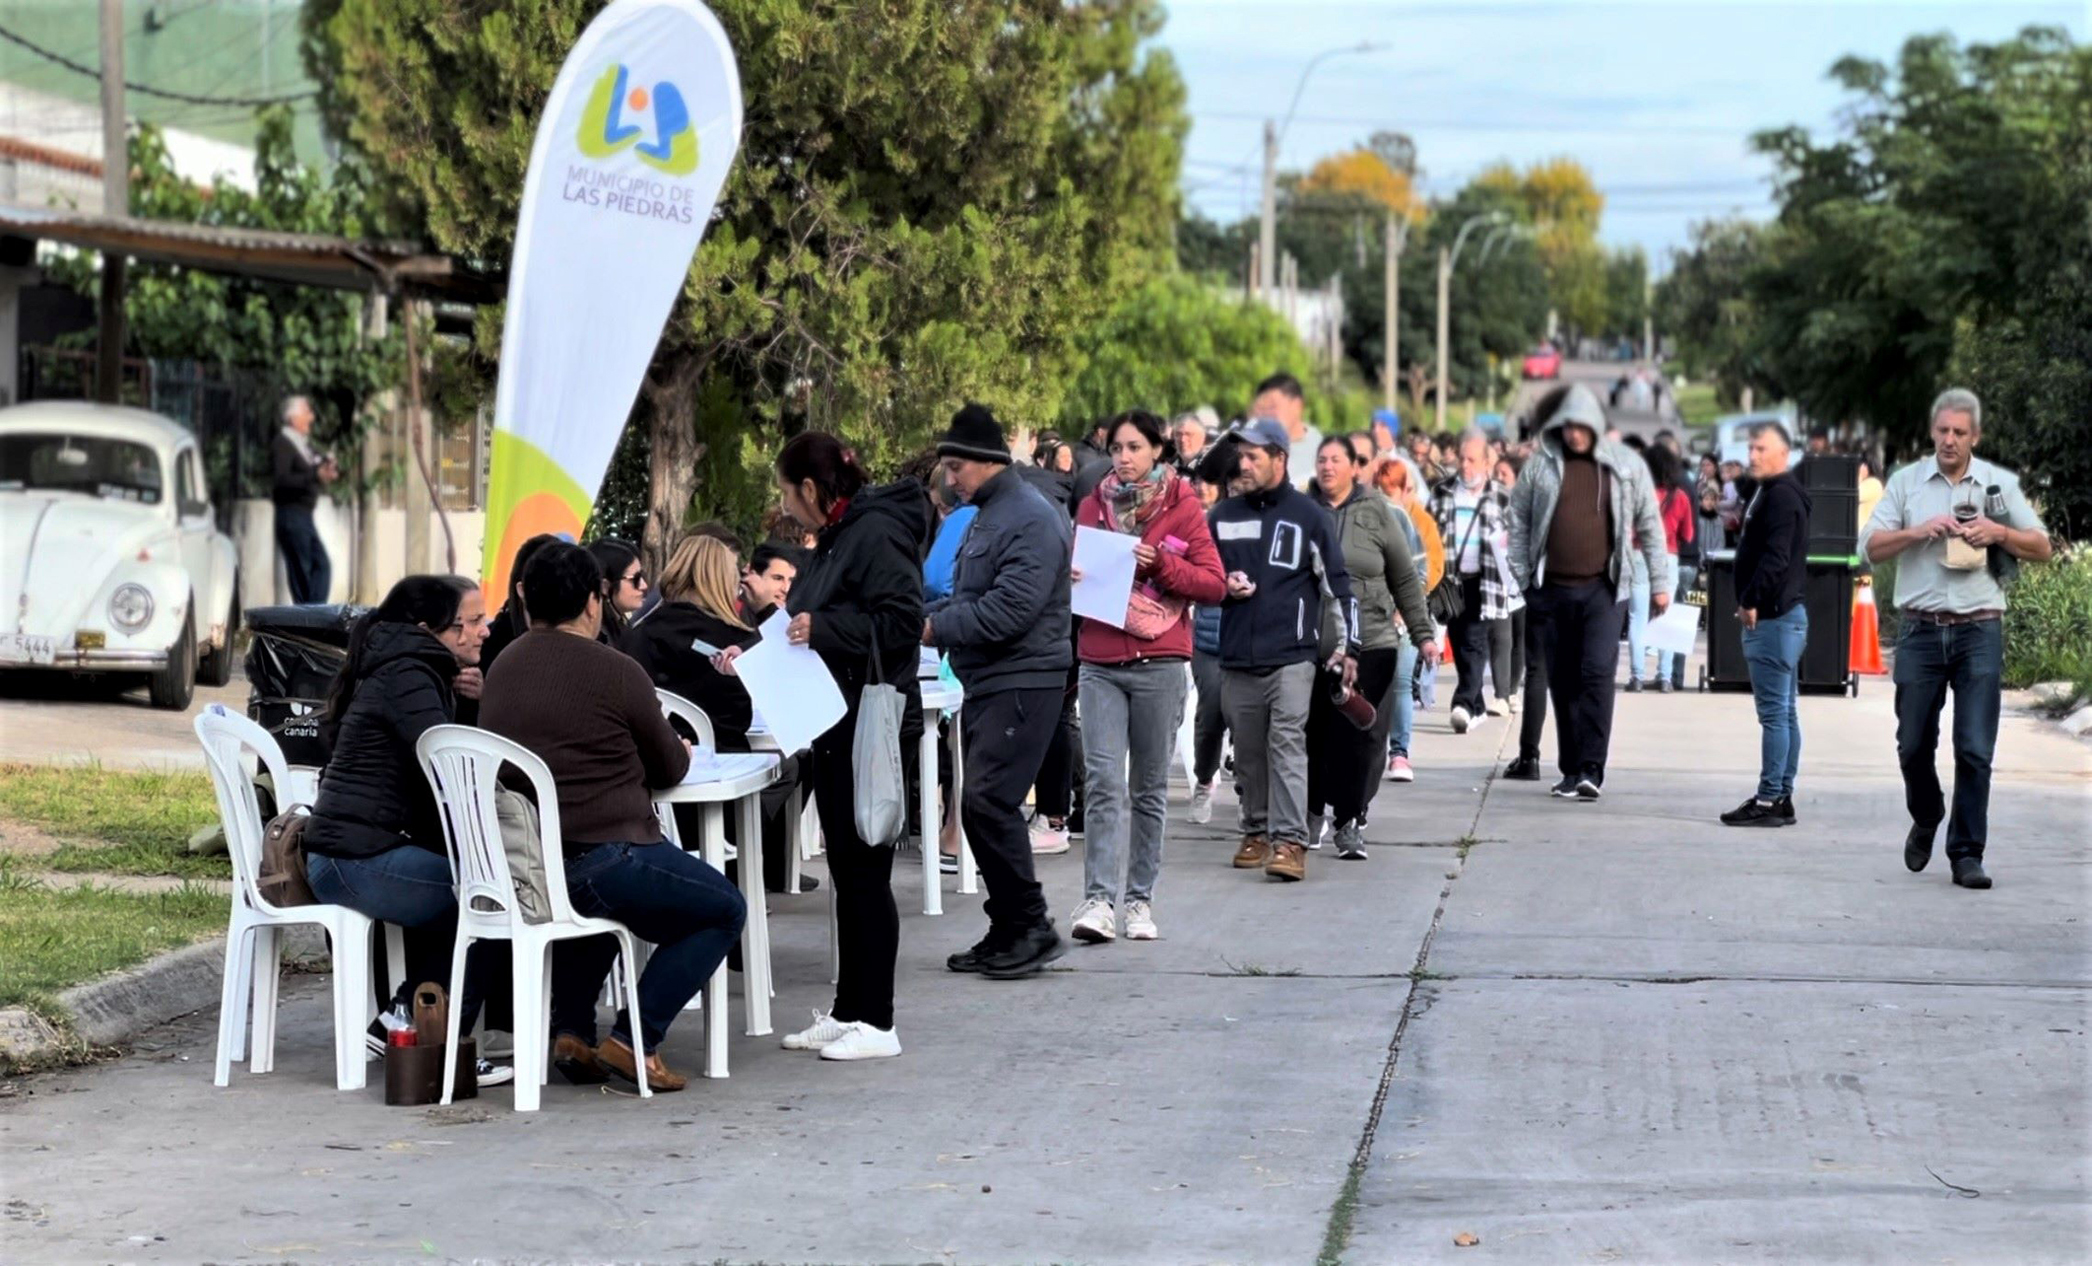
[{"xmin": 924, "ymin": 403, "xmax": 1076, "ymax": 978}]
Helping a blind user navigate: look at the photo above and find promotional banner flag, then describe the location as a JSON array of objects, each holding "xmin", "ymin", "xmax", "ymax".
[{"xmin": 483, "ymin": 0, "xmax": 742, "ymax": 598}]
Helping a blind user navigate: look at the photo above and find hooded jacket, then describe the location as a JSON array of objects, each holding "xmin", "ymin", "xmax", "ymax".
[
  {"xmin": 1210, "ymin": 479, "xmax": 1358, "ymax": 670},
  {"xmin": 303, "ymin": 622, "xmax": 458, "ymax": 860},
  {"xmin": 928, "ymin": 464, "xmax": 1074, "ymax": 694},
  {"xmin": 1508, "ymin": 406, "xmax": 1673, "ymax": 599},
  {"xmin": 1074, "ymin": 471, "xmax": 1228, "ymax": 665},
  {"xmin": 622, "ymin": 602, "xmax": 762, "ymax": 749},
  {"xmin": 1313, "ymin": 482, "xmax": 1434, "ymax": 656},
  {"xmin": 788, "ymin": 478, "xmax": 934, "ymax": 700}
]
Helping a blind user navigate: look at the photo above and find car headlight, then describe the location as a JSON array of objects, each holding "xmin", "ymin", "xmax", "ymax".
[{"xmin": 110, "ymin": 583, "xmax": 154, "ymax": 631}]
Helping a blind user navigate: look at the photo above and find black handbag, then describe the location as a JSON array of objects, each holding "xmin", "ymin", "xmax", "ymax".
[{"xmin": 1428, "ymin": 504, "xmax": 1483, "ymax": 625}]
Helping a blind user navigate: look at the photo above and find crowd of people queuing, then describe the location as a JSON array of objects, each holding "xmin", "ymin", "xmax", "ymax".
[{"xmin": 289, "ymin": 369, "xmax": 2050, "ymax": 1089}]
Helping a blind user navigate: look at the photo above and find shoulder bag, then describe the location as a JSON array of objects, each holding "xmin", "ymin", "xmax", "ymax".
[
  {"xmin": 1427, "ymin": 498, "xmax": 1483, "ymax": 625},
  {"xmin": 852, "ymin": 628, "xmax": 908, "ymax": 848}
]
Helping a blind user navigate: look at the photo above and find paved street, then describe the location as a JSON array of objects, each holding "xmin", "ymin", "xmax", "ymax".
[
  {"xmin": 1, "ymin": 669, "xmax": 2086, "ymax": 1264},
  {"xmin": 0, "ymin": 674, "xmax": 243, "ymax": 769}
]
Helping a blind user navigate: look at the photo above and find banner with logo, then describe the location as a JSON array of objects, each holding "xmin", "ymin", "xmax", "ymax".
[{"xmin": 482, "ymin": 0, "xmax": 742, "ymax": 599}]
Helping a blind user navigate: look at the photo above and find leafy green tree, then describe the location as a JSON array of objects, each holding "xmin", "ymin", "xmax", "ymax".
[
  {"xmin": 1746, "ymin": 25, "xmax": 2090, "ymax": 533},
  {"xmin": 304, "ymin": 0, "xmax": 1188, "ymax": 559},
  {"xmin": 1653, "ymin": 218, "xmax": 1772, "ymax": 405},
  {"xmin": 1602, "ymin": 247, "xmax": 1647, "ymax": 343},
  {"xmin": 49, "ymin": 108, "xmax": 401, "ymax": 496},
  {"xmin": 1057, "ymin": 274, "xmax": 1314, "ymax": 426}
]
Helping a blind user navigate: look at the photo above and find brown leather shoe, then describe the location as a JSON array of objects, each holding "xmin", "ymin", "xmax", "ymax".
[
  {"xmin": 550, "ymin": 1033, "xmax": 609, "ymax": 1085},
  {"xmin": 594, "ymin": 1036, "xmax": 686, "ymax": 1092},
  {"xmin": 1264, "ymin": 840, "xmax": 1307, "ymax": 882},
  {"xmin": 1232, "ymin": 835, "xmax": 1272, "ymax": 868}
]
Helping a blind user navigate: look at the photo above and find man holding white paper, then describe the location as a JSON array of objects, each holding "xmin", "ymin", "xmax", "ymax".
[{"xmin": 923, "ymin": 404, "xmax": 1075, "ymax": 980}]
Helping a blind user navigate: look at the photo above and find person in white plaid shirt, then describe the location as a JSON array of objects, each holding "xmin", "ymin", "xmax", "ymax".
[{"xmin": 1431, "ymin": 432, "xmax": 1514, "ymax": 734}]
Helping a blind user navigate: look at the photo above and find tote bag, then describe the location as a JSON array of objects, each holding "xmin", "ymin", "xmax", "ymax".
[{"xmin": 853, "ymin": 629, "xmax": 908, "ymax": 847}]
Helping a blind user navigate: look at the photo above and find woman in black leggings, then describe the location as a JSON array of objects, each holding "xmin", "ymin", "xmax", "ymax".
[{"xmin": 768, "ymin": 433, "xmax": 932, "ymax": 1061}]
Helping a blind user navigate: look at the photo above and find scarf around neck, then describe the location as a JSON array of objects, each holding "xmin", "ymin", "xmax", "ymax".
[{"xmin": 1100, "ymin": 465, "xmax": 1171, "ymax": 535}]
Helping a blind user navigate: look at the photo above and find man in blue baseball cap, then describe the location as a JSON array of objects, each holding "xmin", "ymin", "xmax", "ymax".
[{"xmin": 1207, "ymin": 417, "xmax": 1360, "ymax": 883}]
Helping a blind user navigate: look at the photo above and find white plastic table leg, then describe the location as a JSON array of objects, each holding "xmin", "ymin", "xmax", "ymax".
[
  {"xmin": 735, "ymin": 790, "xmax": 773, "ymax": 1034},
  {"xmin": 699, "ymin": 803, "xmax": 730, "ymax": 1078},
  {"xmin": 784, "ymin": 778, "xmax": 806, "ymax": 893},
  {"xmin": 919, "ymin": 719, "xmax": 942, "ymax": 916}
]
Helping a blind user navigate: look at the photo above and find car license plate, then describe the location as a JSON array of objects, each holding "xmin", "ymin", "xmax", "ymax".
[{"xmin": 0, "ymin": 633, "xmax": 57, "ymax": 665}]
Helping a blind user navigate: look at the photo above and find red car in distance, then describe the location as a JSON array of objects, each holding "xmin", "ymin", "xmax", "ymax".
[{"xmin": 1521, "ymin": 342, "xmax": 1562, "ymax": 380}]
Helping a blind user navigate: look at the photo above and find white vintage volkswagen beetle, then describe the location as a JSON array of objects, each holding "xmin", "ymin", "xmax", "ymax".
[{"xmin": 0, "ymin": 401, "xmax": 239, "ymax": 709}]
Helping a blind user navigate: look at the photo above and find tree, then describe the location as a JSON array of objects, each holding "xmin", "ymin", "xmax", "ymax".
[
  {"xmin": 1746, "ymin": 25, "xmax": 2090, "ymax": 533},
  {"xmin": 48, "ymin": 109, "xmax": 402, "ymax": 498},
  {"xmin": 1296, "ymin": 146, "xmax": 1425, "ymax": 221},
  {"xmin": 1474, "ymin": 157, "xmax": 1607, "ymax": 335},
  {"xmin": 304, "ymin": 0, "xmax": 1188, "ymax": 561},
  {"xmin": 1058, "ymin": 274, "xmax": 1313, "ymax": 426},
  {"xmin": 1653, "ymin": 218, "xmax": 1772, "ymax": 405},
  {"xmin": 1602, "ymin": 247, "xmax": 1647, "ymax": 344}
]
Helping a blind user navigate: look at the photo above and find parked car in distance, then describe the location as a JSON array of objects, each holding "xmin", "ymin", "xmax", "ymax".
[
  {"xmin": 1521, "ymin": 342, "xmax": 1562, "ymax": 380},
  {"xmin": 0, "ymin": 401, "xmax": 239, "ymax": 709}
]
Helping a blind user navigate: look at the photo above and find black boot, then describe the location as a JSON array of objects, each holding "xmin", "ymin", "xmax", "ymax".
[
  {"xmin": 1504, "ymin": 755, "xmax": 1542, "ymax": 781},
  {"xmin": 1904, "ymin": 822, "xmax": 1937, "ymax": 873},
  {"xmin": 1951, "ymin": 857, "xmax": 1992, "ymax": 889}
]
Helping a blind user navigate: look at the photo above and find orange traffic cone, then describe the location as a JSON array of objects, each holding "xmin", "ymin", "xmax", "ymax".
[{"xmin": 1851, "ymin": 576, "xmax": 1885, "ymax": 675}]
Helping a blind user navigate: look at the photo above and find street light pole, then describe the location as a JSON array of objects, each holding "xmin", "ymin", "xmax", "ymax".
[
  {"xmin": 1257, "ymin": 41, "xmax": 1383, "ymax": 296},
  {"xmin": 95, "ymin": 0, "xmax": 127, "ymax": 404},
  {"xmin": 1384, "ymin": 212, "xmax": 1407, "ymax": 414},
  {"xmin": 1434, "ymin": 212, "xmax": 1508, "ymax": 433}
]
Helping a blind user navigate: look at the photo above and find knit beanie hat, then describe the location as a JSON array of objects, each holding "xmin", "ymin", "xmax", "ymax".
[{"xmin": 936, "ymin": 403, "xmax": 1012, "ymax": 464}]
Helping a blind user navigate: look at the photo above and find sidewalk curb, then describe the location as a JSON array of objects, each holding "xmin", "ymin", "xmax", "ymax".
[{"xmin": 1, "ymin": 928, "xmax": 326, "ymax": 1072}]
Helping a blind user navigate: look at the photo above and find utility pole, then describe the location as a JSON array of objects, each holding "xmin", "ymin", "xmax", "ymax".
[
  {"xmin": 1383, "ymin": 212, "xmax": 1404, "ymax": 414},
  {"xmin": 1434, "ymin": 245, "xmax": 1450, "ymax": 433},
  {"xmin": 1258, "ymin": 119, "xmax": 1278, "ymax": 295},
  {"xmin": 95, "ymin": 0, "xmax": 126, "ymax": 404}
]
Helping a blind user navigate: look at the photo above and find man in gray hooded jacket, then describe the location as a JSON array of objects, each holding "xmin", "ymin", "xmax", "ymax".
[{"xmin": 1507, "ymin": 384, "xmax": 1672, "ymax": 800}]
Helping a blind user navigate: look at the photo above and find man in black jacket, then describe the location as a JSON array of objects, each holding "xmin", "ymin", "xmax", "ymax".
[
  {"xmin": 925, "ymin": 404, "xmax": 1076, "ymax": 978},
  {"xmin": 271, "ymin": 395, "xmax": 337, "ymax": 604},
  {"xmin": 1722, "ymin": 422, "xmax": 1813, "ymax": 827}
]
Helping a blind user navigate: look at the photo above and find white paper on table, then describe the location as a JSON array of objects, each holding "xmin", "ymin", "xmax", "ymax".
[
  {"xmin": 732, "ymin": 609, "xmax": 846, "ymax": 754},
  {"xmin": 679, "ymin": 750, "xmax": 778, "ymax": 786},
  {"xmin": 1645, "ymin": 603, "xmax": 1702, "ymax": 658},
  {"xmin": 1071, "ymin": 525, "xmax": 1139, "ymax": 628}
]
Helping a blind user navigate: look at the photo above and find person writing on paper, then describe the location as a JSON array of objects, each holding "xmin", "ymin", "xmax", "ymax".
[
  {"xmin": 479, "ymin": 543, "xmax": 744, "ymax": 1092},
  {"xmin": 1305, "ymin": 436, "xmax": 1436, "ymax": 860},
  {"xmin": 1719, "ymin": 422, "xmax": 1812, "ymax": 829},
  {"xmin": 922, "ymin": 403, "xmax": 1076, "ymax": 980},
  {"xmin": 770, "ymin": 432, "xmax": 930, "ymax": 1060},
  {"xmin": 1210, "ymin": 419, "xmax": 1361, "ymax": 884},
  {"xmin": 624, "ymin": 534, "xmax": 812, "ymax": 896},
  {"xmin": 1063, "ymin": 410, "xmax": 1225, "ymax": 946}
]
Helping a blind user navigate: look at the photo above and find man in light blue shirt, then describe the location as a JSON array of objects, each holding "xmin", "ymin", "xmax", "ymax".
[{"xmin": 1860, "ymin": 388, "xmax": 2052, "ymax": 890}]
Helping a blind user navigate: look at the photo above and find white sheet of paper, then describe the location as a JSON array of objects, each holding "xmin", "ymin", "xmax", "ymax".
[
  {"xmin": 732, "ymin": 609, "xmax": 846, "ymax": 754},
  {"xmin": 679, "ymin": 750, "xmax": 778, "ymax": 786},
  {"xmin": 1645, "ymin": 603, "xmax": 1702, "ymax": 658},
  {"xmin": 1071, "ymin": 525, "xmax": 1139, "ymax": 628}
]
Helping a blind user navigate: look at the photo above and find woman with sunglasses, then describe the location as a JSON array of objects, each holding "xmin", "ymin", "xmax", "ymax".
[{"xmin": 588, "ymin": 539, "xmax": 648, "ymax": 644}]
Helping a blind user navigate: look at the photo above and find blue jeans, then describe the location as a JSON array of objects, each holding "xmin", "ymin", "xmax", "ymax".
[
  {"xmin": 1741, "ymin": 605, "xmax": 1807, "ymax": 801},
  {"xmin": 1079, "ymin": 660, "xmax": 1187, "ymax": 905},
  {"xmin": 1626, "ymin": 554, "xmax": 1651, "ymax": 683},
  {"xmin": 550, "ymin": 841, "xmax": 746, "ymax": 1051},
  {"xmin": 1660, "ymin": 560, "xmax": 1695, "ymax": 685},
  {"xmin": 1893, "ymin": 618, "xmax": 2003, "ymax": 861},
  {"xmin": 308, "ymin": 846, "xmax": 482, "ymax": 1024},
  {"xmin": 1388, "ymin": 642, "xmax": 1419, "ymax": 758}
]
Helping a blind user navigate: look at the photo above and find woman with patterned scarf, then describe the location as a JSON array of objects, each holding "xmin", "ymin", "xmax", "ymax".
[{"xmin": 1065, "ymin": 411, "xmax": 1227, "ymax": 945}]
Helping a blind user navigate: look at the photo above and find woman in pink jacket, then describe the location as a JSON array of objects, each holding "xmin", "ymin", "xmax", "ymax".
[{"xmin": 1066, "ymin": 411, "xmax": 1227, "ymax": 945}]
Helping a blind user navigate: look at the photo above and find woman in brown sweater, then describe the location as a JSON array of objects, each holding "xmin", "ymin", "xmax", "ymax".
[{"xmin": 479, "ymin": 542, "xmax": 745, "ymax": 1092}]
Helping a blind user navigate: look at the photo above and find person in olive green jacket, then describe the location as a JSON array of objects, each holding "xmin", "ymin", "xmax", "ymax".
[{"xmin": 1307, "ymin": 436, "xmax": 1438, "ymax": 858}]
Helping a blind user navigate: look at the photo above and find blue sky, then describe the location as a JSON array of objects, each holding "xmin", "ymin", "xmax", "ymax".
[{"xmin": 1166, "ymin": 0, "xmax": 2086, "ymax": 266}]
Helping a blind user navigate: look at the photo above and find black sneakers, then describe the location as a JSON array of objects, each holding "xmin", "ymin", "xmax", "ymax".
[
  {"xmin": 977, "ymin": 922, "xmax": 1066, "ymax": 980},
  {"xmin": 947, "ymin": 927, "xmax": 1017, "ymax": 974},
  {"xmin": 1720, "ymin": 798, "xmax": 1784, "ymax": 828},
  {"xmin": 1574, "ymin": 774, "xmax": 1603, "ymax": 802},
  {"xmin": 1905, "ymin": 822, "xmax": 1936, "ymax": 872},
  {"xmin": 1776, "ymin": 797, "xmax": 1796, "ymax": 825},
  {"xmin": 1504, "ymin": 755, "xmax": 1542, "ymax": 781},
  {"xmin": 1951, "ymin": 857, "xmax": 1992, "ymax": 889},
  {"xmin": 1549, "ymin": 775, "xmax": 1578, "ymax": 798}
]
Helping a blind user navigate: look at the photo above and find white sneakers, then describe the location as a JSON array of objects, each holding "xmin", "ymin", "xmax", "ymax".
[
  {"xmin": 1072, "ymin": 897, "xmax": 1159, "ymax": 942},
  {"xmin": 1029, "ymin": 816, "xmax": 1071, "ymax": 855},
  {"xmin": 818, "ymin": 1021, "xmax": 901, "ymax": 1062},
  {"xmin": 1450, "ymin": 705, "xmax": 1472, "ymax": 734},
  {"xmin": 1387, "ymin": 755, "xmax": 1415, "ymax": 783},
  {"xmin": 1071, "ymin": 897, "xmax": 1116, "ymax": 943},
  {"xmin": 783, "ymin": 1009, "xmax": 901, "ymax": 1060},
  {"xmin": 1485, "ymin": 698, "xmax": 1508, "ymax": 717},
  {"xmin": 1189, "ymin": 783, "xmax": 1215, "ymax": 824}
]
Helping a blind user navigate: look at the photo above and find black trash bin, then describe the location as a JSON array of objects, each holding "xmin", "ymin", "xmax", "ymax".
[
  {"xmin": 1699, "ymin": 553, "xmax": 1855, "ymax": 697},
  {"xmin": 243, "ymin": 604, "xmax": 365, "ymax": 767}
]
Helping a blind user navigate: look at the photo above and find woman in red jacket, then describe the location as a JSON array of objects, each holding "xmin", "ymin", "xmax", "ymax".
[{"xmin": 1067, "ymin": 411, "xmax": 1227, "ymax": 945}]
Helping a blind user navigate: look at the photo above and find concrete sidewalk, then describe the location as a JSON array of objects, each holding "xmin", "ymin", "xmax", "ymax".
[{"xmin": 0, "ymin": 670, "xmax": 2085, "ymax": 1264}]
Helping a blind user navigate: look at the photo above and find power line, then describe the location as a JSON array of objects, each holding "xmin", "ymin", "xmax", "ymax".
[{"xmin": 0, "ymin": 21, "xmax": 315, "ymax": 108}]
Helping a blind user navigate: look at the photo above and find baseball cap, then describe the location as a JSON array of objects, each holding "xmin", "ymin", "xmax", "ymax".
[{"xmin": 1231, "ymin": 418, "xmax": 1291, "ymax": 453}]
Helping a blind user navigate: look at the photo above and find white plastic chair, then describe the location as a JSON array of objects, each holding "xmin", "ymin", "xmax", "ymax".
[
  {"xmin": 194, "ymin": 705, "xmax": 377, "ymax": 1092},
  {"xmin": 414, "ymin": 725, "xmax": 653, "ymax": 1111}
]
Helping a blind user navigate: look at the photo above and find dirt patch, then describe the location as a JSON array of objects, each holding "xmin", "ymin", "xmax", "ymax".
[{"xmin": 0, "ymin": 819, "xmax": 65, "ymax": 859}]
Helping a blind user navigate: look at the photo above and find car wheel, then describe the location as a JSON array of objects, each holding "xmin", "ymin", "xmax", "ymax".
[
  {"xmin": 197, "ymin": 588, "xmax": 238, "ymax": 688},
  {"xmin": 150, "ymin": 602, "xmax": 197, "ymax": 711}
]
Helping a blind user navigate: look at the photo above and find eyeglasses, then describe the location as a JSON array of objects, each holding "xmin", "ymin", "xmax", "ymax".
[{"xmin": 622, "ymin": 571, "xmax": 648, "ymax": 589}]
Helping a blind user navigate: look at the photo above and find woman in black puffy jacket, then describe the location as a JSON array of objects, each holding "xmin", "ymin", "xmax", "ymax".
[{"xmin": 303, "ymin": 576, "xmax": 496, "ymax": 1061}]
